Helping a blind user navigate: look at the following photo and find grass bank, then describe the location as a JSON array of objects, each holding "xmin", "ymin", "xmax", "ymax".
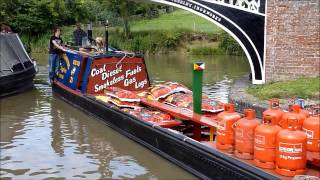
[
  {"xmin": 25, "ymin": 10, "xmax": 243, "ymax": 56},
  {"xmin": 247, "ymin": 77, "xmax": 320, "ymax": 101}
]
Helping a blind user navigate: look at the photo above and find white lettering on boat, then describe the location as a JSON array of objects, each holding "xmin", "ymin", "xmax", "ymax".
[
  {"xmin": 94, "ymin": 75, "xmax": 125, "ymax": 92},
  {"xmin": 91, "ymin": 65, "xmax": 123, "ymax": 80},
  {"xmin": 89, "ymin": 63, "xmax": 148, "ymax": 93},
  {"xmin": 135, "ymin": 79, "xmax": 148, "ymax": 89},
  {"xmin": 125, "ymin": 65, "xmax": 142, "ymax": 78}
]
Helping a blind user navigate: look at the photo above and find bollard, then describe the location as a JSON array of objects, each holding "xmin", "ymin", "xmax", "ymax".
[{"xmin": 192, "ymin": 62, "xmax": 205, "ymax": 141}]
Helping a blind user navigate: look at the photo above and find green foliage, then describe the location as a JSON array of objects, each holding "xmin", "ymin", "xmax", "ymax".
[
  {"xmin": 25, "ymin": 9, "xmax": 245, "ymax": 56},
  {"xmin": 218, "ymin": 32, "xmax": 244, "ymax": 56},
  {"xmin": 1, "ymin": 0, "xmax": 171, "ymax": 52},
  {"xmin": 130, "ymin": 10, "xmax": 220, "ymax": 33},
  {"xmin": 247, "ymin": 77, "xmax": 320, "ymax": 100},
  {"xmin": 190, "ymin": 46, "xmax": 224, "ymax": 55},
  {"xmin": 108, "ymin": 30, "xmax": 186, "ymax": 53},
  {"xmin": 102, "ymin": 0, "xmax": 170, "ymax": 38}
]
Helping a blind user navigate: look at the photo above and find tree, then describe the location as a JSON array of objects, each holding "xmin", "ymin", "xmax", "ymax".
[{"xmin": 104, "ymin": 0, "xmax": 137, "ymax": 38}]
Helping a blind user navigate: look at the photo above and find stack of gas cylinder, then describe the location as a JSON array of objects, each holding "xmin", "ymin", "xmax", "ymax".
[{"xmin": 215, "ymin": 99, "xmax": 320, "ymax": 177}]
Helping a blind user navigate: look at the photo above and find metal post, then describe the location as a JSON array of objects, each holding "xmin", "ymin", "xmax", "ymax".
[
  {"xmin": 87, "ymin": 22, "xmax": 92, "ymax": 43},
  {"xmin": 105, "ymin": 20, "xmax": 109, "ymax": 52},
  {"xmin": 193, "ymin": 62, "xmax": 205, "ymax": 113},
  {"xmin": 192, "ymin": 62, "xmax": 205, "ymax": 141}
]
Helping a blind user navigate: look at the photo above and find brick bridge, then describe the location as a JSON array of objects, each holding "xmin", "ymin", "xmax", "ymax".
[{"xmin": 150, "ymin": 0, "xmax": 320, "ymax": 84}]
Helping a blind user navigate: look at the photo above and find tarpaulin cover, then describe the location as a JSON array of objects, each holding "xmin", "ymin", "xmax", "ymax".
[{"xmin": 0, "ymin": 33, "xmax": 31, "ymax": 76}]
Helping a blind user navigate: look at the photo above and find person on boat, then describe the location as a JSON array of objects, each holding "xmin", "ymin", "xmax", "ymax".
[
  {"xmin": 94, "ymin": 37, "xmax": 105, "ymax": 53},
  {"xmin": 78, "ymin": 37, "xmax": 104, "ymax": 54},
  {"xmin": 49, "ymin": 27, "xmax": 66, "ymax": 84},
  {"xmin": 73, "ymin": 22, "xmax": 87, "ymax": 46},
  {"xmin": 1, "ymin": 23, "xmax": 12, "ymax": 33}
]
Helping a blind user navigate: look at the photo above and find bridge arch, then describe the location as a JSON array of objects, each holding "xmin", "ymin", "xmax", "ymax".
[{"xmin": 149, "ymin": 0, "xmax": 267, "ymax": 84}]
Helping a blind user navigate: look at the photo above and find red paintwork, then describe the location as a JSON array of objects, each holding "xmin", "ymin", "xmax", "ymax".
[
  {"xmin": 155, "ymin": 121, "xmax": 182, "ymax": 128},
  {"xmin": 141, "ymin": 98, "xmax": 219, "ymax": 128},
  {"xmin": 86, "ymin": 57, "xmax": 150, "ymax": 94},
  {"xmin": 54, "ymin": 80, "xmax": 82, "ymax": 96},
  {"xmin": 76, "ymin": 56, "xmax": 88, "ymax": 89}
]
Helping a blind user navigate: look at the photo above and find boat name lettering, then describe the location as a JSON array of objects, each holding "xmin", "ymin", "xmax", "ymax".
[
  {"xmin": 125, "ymin": 65, "xmax": 142, "ymax": 78},
  {"xmin": 91, "ymin": 65, "xmax": 123, "ymax": 79},
  {"xmin": 135, "ymin": 79, "xmax": 148, "ymax": 89},
  {"xmin": 94, "ymin": 75, "xmax": 125, "ymax": 92},
  {"xmin": 124, "ymin": 77, "xmax": 136, "ymax": 87}
]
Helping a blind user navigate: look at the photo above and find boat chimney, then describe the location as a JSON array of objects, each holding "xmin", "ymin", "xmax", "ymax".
[
  {"xmin": 87, "ymin": 22, "xmax": 93, "ymax": 43},
  {"xmin": 105, "ymin": 20, "xmax": 109, "ymax": 52}
]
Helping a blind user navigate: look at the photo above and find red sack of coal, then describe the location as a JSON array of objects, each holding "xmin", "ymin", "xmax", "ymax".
[
  {"xmin": 201, "ymin": 99, "xmax": 224, "ymax": 113},
  {"xmin": 138, "ymin": 108, "xmax": 173, "ymax": 122},
  {"xmin": 149, "ymin": 82, "xmax": 191, "ymax": 100},
  {"xmin": 165, "ymin": 93, "xmax": 192, "ymax": 106},
  {"xmin": 107, "ymin": 96, "xmax": 141, "ymax": 109},
  {"xmin": 105, "ymin": 87, "xmax": 140, "ymax": 102},
  {"xmin": 122, "ymin": 108, "xmax": 139, "ymax": 117},
  {"xmin": 164, "ymin": 93, "xmax": 224, "ymax": 113},
  {"xmin": 149, "ymin": 85, "xmax": 172, "ymax": 100}
]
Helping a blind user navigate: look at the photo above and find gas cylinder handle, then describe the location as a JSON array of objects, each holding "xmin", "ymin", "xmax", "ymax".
[
  {"xmin": 263, "ymin": 115, "xmax": 272, "ymax": 124},
  {"xmin": 270, "ymin": 98, "xmax": 280, "ymax": 109},
  {"xmin": 244, "ymin": 109, "xmax": 256, "ymax": 120},
  {"xmin": 287, "ymin": 117, "xmax": 299, "ymax": 130}
]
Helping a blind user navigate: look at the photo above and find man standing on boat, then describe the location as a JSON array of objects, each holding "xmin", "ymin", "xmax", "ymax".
[
  {"xmin": 49, "ymin": 27, "xmax": 66, "ymax": 85},
  {"xmin": 73, "ymin": 23, "xmax": 87, "ymax": 46}
]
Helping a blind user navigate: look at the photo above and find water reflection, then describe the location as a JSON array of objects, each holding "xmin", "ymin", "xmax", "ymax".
[
  {"xmin": 146, "ymin": 53, "xmax": 249, "ymax": 102},
  {"xmin": 1, "ymin": 86, "xmax": 195, "ymax": 179}
]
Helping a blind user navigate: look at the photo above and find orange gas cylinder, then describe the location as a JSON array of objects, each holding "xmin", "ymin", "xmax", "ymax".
[
  {"xmin": 254, "ymin": 115, "xmax": 282, "ymax": 169},
  {"xmin": 216, "ymin": 103, "xmax": 241, "ymax": 152},
  {"xmin": 302, "ymin": 108, "xmax": 320, "ymax": 167},
  {"xmin": 262, "ymin": 98, "xmax": 284, "ymax": 125},
  {"xmin": 275, "ymin": 117, "xmax": 307, "ymax": 177},
  {"xmin": 234, "ymin": 109, "xmax": 261, "ymax": 159},
  {"xmin": 280, "ymin": 105, "xmax": 306, "ymax": 129}
]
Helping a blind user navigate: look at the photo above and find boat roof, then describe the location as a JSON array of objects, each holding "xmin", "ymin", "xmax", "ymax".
[
  {"xmin": 0, "ymin": 33, "xmax": 32, "ymax": 75},
  {"xmin": 91, "ymin": 51, "xmax": 143, "ymax": 59}
]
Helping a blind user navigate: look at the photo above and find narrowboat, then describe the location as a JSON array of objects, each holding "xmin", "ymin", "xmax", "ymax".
[
  {"xmin": 0, "ymin": 33, "xmax": 37, "ymax": 97},
  {"xmin": 52, "ymin": 49, "xmax": 319, "ymax": 179}
]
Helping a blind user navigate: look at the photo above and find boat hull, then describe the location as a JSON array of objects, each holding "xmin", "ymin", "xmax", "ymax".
[
  {"xmin": 0, "ymin": 64, "xmax": 36, "ymax": 98},
  {"xmin": 52, "ymin": 81, "xmax": 280, "ymax": 180}
]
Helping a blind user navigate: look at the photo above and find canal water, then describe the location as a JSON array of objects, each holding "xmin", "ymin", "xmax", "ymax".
[{"xmin": 0, "ymin": 52, "xmax": 249, "ymax": 179}]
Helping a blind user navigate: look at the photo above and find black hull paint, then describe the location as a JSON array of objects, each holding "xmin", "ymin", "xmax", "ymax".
[
  {"xmin": 0, "ymin": 65, "xmax": 36, "ymax": 98},
  {"xmin": 53, "ymin": 82, "xmax": 280, "ymax": 180}
]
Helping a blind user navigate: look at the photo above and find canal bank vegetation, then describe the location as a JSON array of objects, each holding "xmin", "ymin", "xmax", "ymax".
[
  {"xmin": 2, "ymin": 0, "xmax": 243, "ymax": 56},
  {"xmin": 27, "ymin": 10, "xmax": 244, "ymax": 56},
  {"xmin": 246, "ymin": 77, "xmax": 320, "ymax": 101},
  {"xmin": 96, "ymin": 10, "xmax": 244, "ymax": 55}
]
